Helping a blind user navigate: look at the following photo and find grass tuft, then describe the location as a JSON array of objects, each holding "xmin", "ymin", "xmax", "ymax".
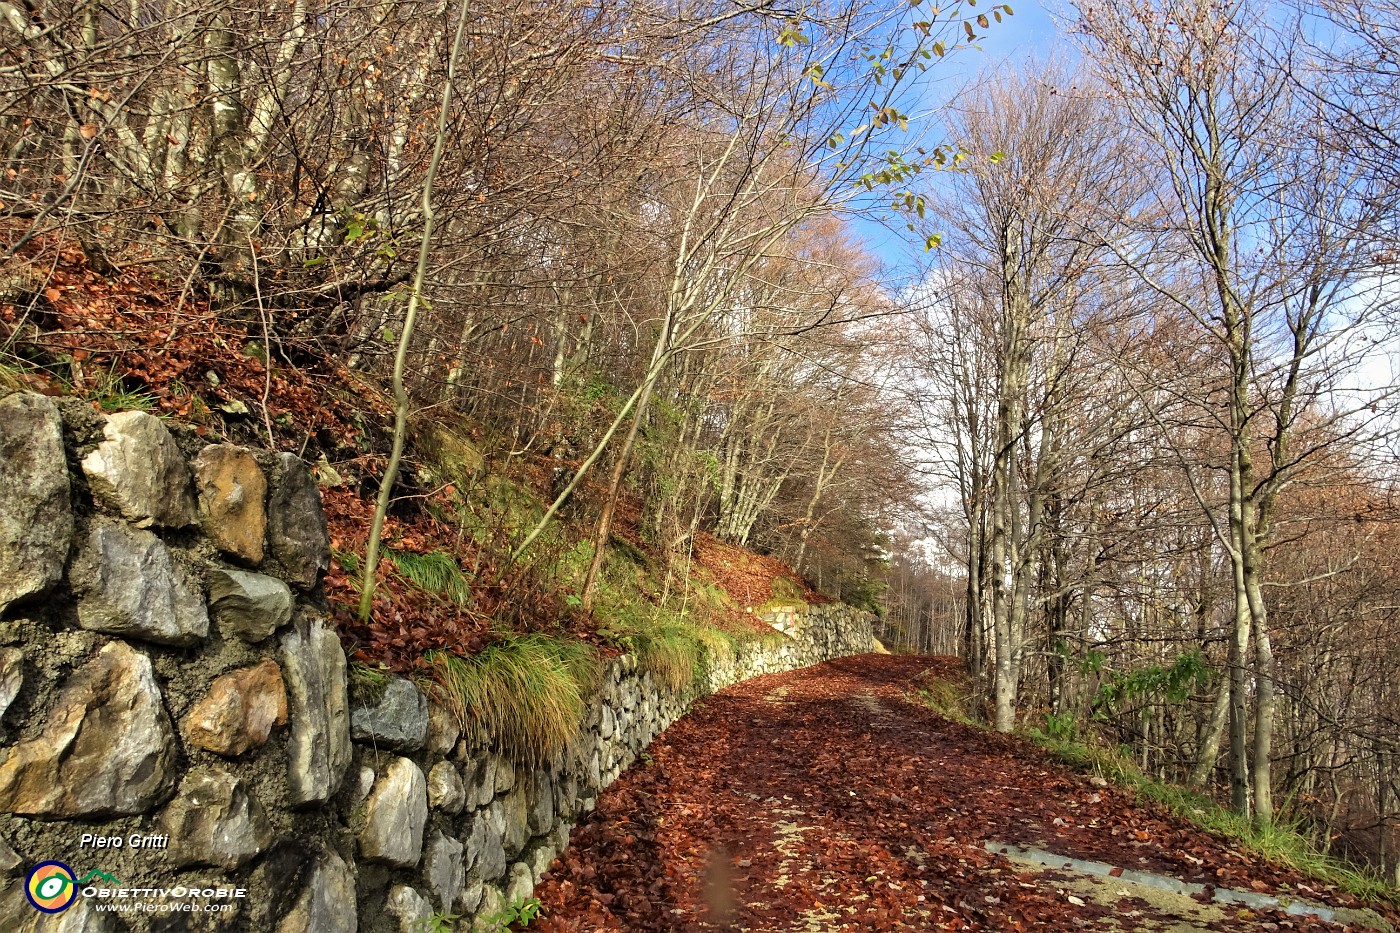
[
  {"xmin": 427, "ymin": 634, "xmax": 600, "ymax": 766},
  {"xmin": 692, "ymin": 625, "xmax": 736, "ymax": 671},
  {"xmin": 389, "ymin": 548, "xmax": 472, "ymax": 605},
  {"xmin": 348, "ymin": 661, "xmax": 391, "ymax": 706},
  {"xmin": 631, "ymin": 625, "xmax": 702, "ymax": 692}
]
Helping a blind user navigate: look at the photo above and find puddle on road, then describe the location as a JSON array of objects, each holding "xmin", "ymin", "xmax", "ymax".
[{"xmin": 986, "ymin": 841, "xmax": 1393, "ymax": 932}]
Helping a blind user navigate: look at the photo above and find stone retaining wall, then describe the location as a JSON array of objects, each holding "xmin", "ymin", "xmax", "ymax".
[{"xmin": 0, "ymin": 392, "xmax": 874, "ymax": 932}]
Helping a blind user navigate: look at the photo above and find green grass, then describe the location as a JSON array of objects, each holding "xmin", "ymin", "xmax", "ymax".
[
  {"xmin": 629, "ymin": 624, "xmax": 706, "ymax": 692},
  {"xmin": 913, "ymin": 675, "xmax": 978, "ymax": 726},
  {"xmin": 692, "ymin": 625, "xmax": 737, "ymax": 669},
  {"xmin": 478, "ymin": 895, "xmax": 541, "ymax": 930},
  {"xmin": 562, "ymin": 540, "xmax": 743, "ymax": 693},
  {"xmin": 388, "ymin": 548, "xmax": 472, "ymax": 605},
  {"xmin": 348, "ymin": 661, "xmax": 391, "ymax": 707},
  {"xmin": 0, "ymin": 355, "xmax": 40, "ymax": 393},
  {"xmin": 410, "ymin": 911, "xmax": 461, "ymax": 933},
  {"xmin": 758, "ymin": 575, "xmax": 809, "ymax": 615},
  {"xmin": 427, "ymin": 634, "xmax": 601, "ymax": 766},
  {"xmin": 333, "ymin": 548, "xmax": 361, "ymax": 578},
  {"xmin": 757, "ymin": 630, "xmax": 787, "ymax": 650},
  {"xmin": 90, "ymin": 369, "xmax": 158, "ymax": 412},
  {"xmin": 606, "ymin": 616, "xmax": 735, "ymax": 694}
]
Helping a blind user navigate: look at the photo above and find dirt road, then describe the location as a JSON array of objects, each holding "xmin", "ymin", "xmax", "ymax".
[{"xmin": 531, "ymin": 655, "xmax": 1394, "ymax": 932}]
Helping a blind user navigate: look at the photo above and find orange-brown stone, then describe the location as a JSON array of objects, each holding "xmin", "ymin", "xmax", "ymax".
[{"xmin": 185, "ymin": 659, "xmax": 288, "ymax": 756}]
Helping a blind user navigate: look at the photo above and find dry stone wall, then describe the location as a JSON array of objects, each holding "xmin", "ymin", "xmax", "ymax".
[{"xmin": 0, "ymin": 392, "xmax": 875, "ymax": 932}]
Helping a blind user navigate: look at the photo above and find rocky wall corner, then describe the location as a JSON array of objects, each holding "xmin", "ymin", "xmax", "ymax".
[{"xmin": 0, "ymin": 392, "xmax": 876, "ymax": 933}]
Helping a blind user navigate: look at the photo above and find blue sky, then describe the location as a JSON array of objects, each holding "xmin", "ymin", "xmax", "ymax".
[{"xmin": 848, "ymin": 0, "xmax": 1063, "ymax": 268}]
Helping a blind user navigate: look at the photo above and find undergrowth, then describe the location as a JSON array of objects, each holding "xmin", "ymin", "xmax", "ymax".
[
  {"xmin": 427, "ymin": 635, "xmax": 601, "ymax": 766},
  {"xmin": 628, "ymin": 626, "xmax": 699, "ymax": 692},
  {"xmin": 626, "ymin": 623, "xmax": 738, "ymax": 692},
  {"xmin": 347, "ymin": 661, "xmax": 391, "ymax": 707},
  {"xmin": 912, "ymin": 670, "xmax": 979, "ymax": 726},
  {"xmin": 388, "ymin": 548, "xmax": 472, "ymax": 606},
  {"xmin": 909, "ymin": 671, "xmax": 1397, "ymax": 906},
  {"xmin": 1023, "ymin": 725, "xmax": 1400, "ymax": 905},
  {"xmin": 566, "ymin": 538, "xmax": 764, "ymax": 693}
]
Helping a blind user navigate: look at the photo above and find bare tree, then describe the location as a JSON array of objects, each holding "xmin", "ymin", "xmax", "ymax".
[
  {"xmin": 921, "ymin": 60, "xmax": 1144, "ymax": 731},
  {"xmin": 1074, "ymin": 0, "xmax": 1400, "ymax": 822}
]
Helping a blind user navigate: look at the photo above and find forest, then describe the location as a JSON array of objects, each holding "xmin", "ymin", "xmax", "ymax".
[{"xmin": 0, "ymin": 0, "xmax": 1397, "ymax": 891}]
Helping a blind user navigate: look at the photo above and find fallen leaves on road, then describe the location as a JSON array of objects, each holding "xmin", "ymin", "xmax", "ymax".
[{"xmin": 531, "ymin": 655, "xmax": 1397, "ymax": 932}]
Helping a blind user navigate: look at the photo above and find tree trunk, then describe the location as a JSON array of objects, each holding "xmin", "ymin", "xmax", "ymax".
[{"xmin": 1190, "ymin": 678, "xmax": 1230, "ymax": 787}]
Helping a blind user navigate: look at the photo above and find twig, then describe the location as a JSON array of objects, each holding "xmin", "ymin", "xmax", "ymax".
[{"xmin": 248, "ymin": 234, "xmax": 276, "ymax": 449}]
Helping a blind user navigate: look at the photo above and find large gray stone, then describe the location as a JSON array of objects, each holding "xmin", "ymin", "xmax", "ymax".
[
  {"xmin": 501, "ymin": 783, "xmax": 530, "ymax": 858},
  {"xmin": 209, "ymin": 568, "xmax": 293, "ymax": 643},
  {"xmin": 193, "ymin": 444, "xmax": 267, "ymax": 564},
  {"xmin": 527, "ymin": 842, "xmax": 556, "ymax": 885},
  {"xmin": 504, "ymin": 860, "xmax": 533, "ymax": 903},
  {"xmin": 428, "ymin": 760, "xmax": 465, "ymax": 815},
  {"xmin": 358, "ymin": 757, "xmax": 427, "ymax": 867},
  {"xmin": 0, "ymin": 640, "xmax": 175, "ymax": 817},
  {"xmin": 493, "ymin": 754, "xmax": 517, "ymax": 794},
  {"xmin": 472, "ymin": 886, "xmax": 506, "ymax": 933},
  {"xmin": 385, "ymin": 885, "xmax": 431, "ymax": 933},
  {"xmin": 586, "ymin": 749, "xmax": 601, "ymax": 791},
  {"xmin": 426, "ymin": 700, "xmax": 460, "ymax": 756},
  {"xmin": 74, "ymin": 521, "xmax": 210, "ymax": 646},
  {"xmin": 351, "ymin": 676, "xmax": 428, "ymax": 752},
  {"xmin": 277, "ymin": 849, "xmax": 356, "ymax": 933},
  {"xmin": 267, "ymin": 453, "xmax": 331, "ymax": 588},
  {"xmin": 600, "ymin": 704, "xmax": 616, "ymax": 740},
  {"xmin": 461, "ymin": 752, "xmax": 495, "ymax": 809},
  {"xmin": 423, "ymin": 831, "xmax": 465, "ymax": 911},
  {"xmin": 80, "ymin": 409, "xmax": 196, "ymax": 528},
  {"xmin": 0, "ymin": 393, "xmax": 71, "ymax": 613},
  {"xmin": 548, "ymin": 820, "xmax": 573, "ymax": 853},
  {"xmin": 465, "ymin": 806, "xmax": 506, "ymax": 881},
  {"xmin": 280, "ymin": 614, "xmax": 351, "ymax": 805},
  {"xmin": 161, "ymin": 768, "xmax": 274, "ymax": 869},
  {"xmin": 0, "ymin": 649, "xmax": 21, "ymax": 720},
  {"xmin": 527, "ymin": 768, "xmax": 554, "ymax": 836},
  {"xmin": 458, "ymin": 879, "xmax": 484, "ymax": 915},
  {"xmin": 553, "ymin": 764, "xmax": 579, "ymax": 822}
]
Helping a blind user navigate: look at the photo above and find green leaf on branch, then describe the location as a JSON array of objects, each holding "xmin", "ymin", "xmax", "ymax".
[{"xmin": 778, "ymin": 24, "xmax": 810, "ymax": 47}]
